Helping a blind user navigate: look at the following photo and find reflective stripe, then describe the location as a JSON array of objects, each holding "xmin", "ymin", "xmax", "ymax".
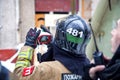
[
  {"xmin": 18, "ymin": 48, "xmax": 33, "ymax": 60},
  {"xmin": 15, "ymin": 60, "xmax": 30, "ymax": 68}
]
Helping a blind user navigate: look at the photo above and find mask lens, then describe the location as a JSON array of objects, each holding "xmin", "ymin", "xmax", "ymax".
[
  {"xmin": 38, "ymin": 35, "xmax": 51, "ymax": 44},
  {"xmin": 40, "ymin": 36, "xmax": 48, "ymax": 42}
]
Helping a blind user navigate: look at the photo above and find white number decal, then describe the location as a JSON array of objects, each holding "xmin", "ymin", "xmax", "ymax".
[
  {"xmin": 72, "ymin": 29, "xmax": 78, "ymax": 36},
  {"xmin": 66, "ymin": 28, "xmax": 83, "ymax": 38},
  {"xmin": 66, "ymin": 28, "xmax": 72, "ymax": 34},
  {"xmin": 79, "ymin": 31, "xmax": 83, "ymax": 38},
  {"xmin": 25, "ymin": 69, "xmax": 31, "ymax": 75}
]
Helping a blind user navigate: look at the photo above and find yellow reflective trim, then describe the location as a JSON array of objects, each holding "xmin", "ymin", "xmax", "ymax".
[
  {"xmin": 15, "ymin": 60, "xmax": 30, "ymax": 68},
  {"xmin": 18, "ymin": 48, "xmax": 33, "ymax": 60}
]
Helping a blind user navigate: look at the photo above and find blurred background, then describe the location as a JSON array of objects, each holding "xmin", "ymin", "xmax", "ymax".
[
  {"xmin": 0, "ymin": 0, "xmax": 120, "ymax": 79},
  {"xmin": 0, "ymin": 0, "xmax": 99, "ymax": 49}
]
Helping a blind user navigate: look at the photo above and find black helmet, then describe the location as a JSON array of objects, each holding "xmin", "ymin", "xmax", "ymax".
[{"xmin": 54, "ymin": 15, "xmax": 91, "ymax": 56}]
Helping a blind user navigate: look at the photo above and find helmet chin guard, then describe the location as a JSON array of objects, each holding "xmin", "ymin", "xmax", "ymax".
[{"xmin": 55, "ymin": 15, "xmax": 91, "ymax": 56}]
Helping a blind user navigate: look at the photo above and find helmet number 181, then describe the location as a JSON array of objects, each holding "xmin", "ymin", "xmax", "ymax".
[{"xmin": 66, "ymin": 28, "xmax": 83, "ymax": 38}]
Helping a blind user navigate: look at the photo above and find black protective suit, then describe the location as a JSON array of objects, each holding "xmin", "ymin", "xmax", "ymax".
[{"xmin": 83, "ymin": 45, "xmax": 120, "ymax": 80}]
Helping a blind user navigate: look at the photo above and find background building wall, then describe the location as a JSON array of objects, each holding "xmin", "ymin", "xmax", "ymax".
[
  {"xmin": 91, "ymin": 0, "xmax": 100, "ymax": 16},
  {"xmin": 0, "ymin": 0, "xmax": 18, "ymax": 49},
  {"xmin": 0, "ymin": 0, "xmax": 35, "ymax": 49},
  {"xmin": 19, "ymin": 0, "xmax": 35, "ymax": 43},
  {"xmin": 86, "ymin": 0, "xmax": 120, "ymax": 60},
  {"xmin": 0, "ymin": 0, "xmax": 99, "ymax": 50},
  {"xmin": 81, "ymin": 0, "xmax": 92, "ymax": 21}
]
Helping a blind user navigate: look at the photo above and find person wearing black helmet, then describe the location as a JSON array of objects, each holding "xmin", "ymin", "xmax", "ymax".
[
  {"xmin": 14, "ymin": 14, "xmax": 91, "ymax": 80},
  {"xmin": 54, "ymin": 15, "xmax": 91, "ymax": 75}
]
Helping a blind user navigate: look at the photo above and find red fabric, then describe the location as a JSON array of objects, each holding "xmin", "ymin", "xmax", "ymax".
[
  {"xmin": 0, "ymin": 49, "xmax": 17, "ymax": 63},
  {"xmin": 35, "ymin": 0, "xmax": 79, "ymax": 12},
  {"xmin": 22, "ymin": 66, "xmax": 35, "ymax": 76}
]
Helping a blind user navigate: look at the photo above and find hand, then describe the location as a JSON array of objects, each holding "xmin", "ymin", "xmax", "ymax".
[
  {"xmin": 89, "ymin": 65, "xmax": 105, "ymax": 79},
  {"xmin": 25, "ymin": 28, "xmax": 40, "ymax": 48}
]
